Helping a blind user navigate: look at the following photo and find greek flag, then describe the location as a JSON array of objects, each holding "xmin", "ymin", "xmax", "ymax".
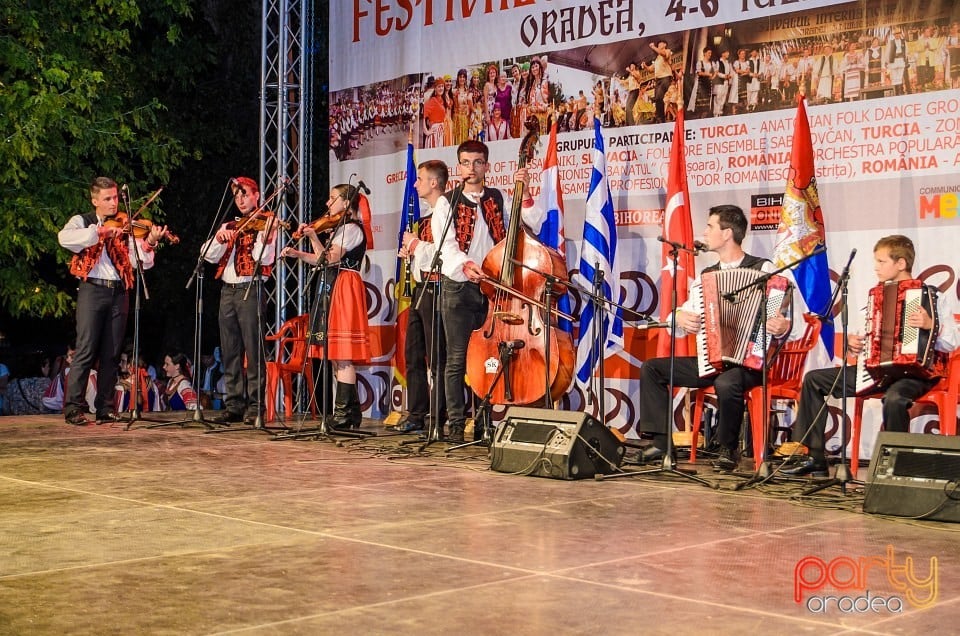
[{"xmin": 575, "ymin": 118, "xmax": 623, "ymax": 388}]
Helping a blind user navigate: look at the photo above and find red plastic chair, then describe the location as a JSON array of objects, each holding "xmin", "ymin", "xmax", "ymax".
[
  {"xmin": 690, "ymin": 313, "xmax": 822, "ymax": 469},
  {"xmin": 850, "ymin": 350, "xmax": 960, "ymax": 478},
  {"xmin": 264, "ymin": 314, "xmax": 316, "ymax": 423}
]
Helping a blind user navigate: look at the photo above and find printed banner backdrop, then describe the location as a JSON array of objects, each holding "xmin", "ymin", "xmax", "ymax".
[{"xmin": 329, "ymin": 0, "xmax": 960, "ymax": 461}]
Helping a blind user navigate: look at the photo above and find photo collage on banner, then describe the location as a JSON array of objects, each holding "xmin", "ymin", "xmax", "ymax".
[{"xmin": 329, "ymin": 0, "xmax": 960, "ymax": 461}]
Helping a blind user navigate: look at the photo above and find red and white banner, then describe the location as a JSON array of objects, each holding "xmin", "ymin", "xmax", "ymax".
[{"xmin": 330, "ymin": 0, "xmax": 960, "ymax": 460}]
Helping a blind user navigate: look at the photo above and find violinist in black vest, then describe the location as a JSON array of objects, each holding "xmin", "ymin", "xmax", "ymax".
[
  {"xmin": 431, "ymin": 140, "xmax": 546, "ymax": 443},
  {"xmin": 281, "ymin": 184, "xmax": 373, "ymax": 429},
  {"xmin": 202, "ymin": 176, "xmax": 278, "ymax": 425},
  {"xmin": 58, "ymin": 177, "xmax": 165, "ymax": 425},
  {"xmin": 636, "ymin": 205, "xmax": 800, "ymax": 471}
]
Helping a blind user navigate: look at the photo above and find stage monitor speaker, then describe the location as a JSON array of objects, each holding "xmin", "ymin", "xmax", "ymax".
[
  {"xmin": 862, "ymin": 431, "xmax": 960, "ymax": 522},
  {"xmin": 489, "ymin": 407, "xmax": 625, "ymax": 480}
]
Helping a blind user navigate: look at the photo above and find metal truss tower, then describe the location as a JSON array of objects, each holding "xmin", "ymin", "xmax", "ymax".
[{"xmin": 260, "ymin": 0, "xmax": 314, "ymax": 328}]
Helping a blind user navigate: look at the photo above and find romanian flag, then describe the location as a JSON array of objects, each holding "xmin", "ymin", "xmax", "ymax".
[{"xmin": 393, "ymin": 135, "xmax": 420, "ymax": 386}]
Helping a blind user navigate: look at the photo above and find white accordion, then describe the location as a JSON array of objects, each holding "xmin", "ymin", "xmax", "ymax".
[{"xmin": 691, "ymin": 268, "xmax": 793, "ymax": 377}]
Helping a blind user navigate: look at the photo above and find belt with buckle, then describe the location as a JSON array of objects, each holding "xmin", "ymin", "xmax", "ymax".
[
  {"xmin": 419, "ymin": 272, "xmax": 441, "ymax": 284},
  {"xmin": 221, "ymin": 280, "xmax": 263, "ymax": 289},
  {"xmin": 84, "ymin": 277, "xmax": 125, "ymax": 290}
]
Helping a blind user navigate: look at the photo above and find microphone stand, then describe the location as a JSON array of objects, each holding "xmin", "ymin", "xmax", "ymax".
[
  {"xmin": 558, "ymin": 262, "xmax": 663, "ymax": 439},
  {"xmin": 713, "ymin": 247, "xmax": 825, "ymax": 489},
  {"xmin": 446, "ymin": 341, "xmax": 512, "ymax": 452},
  {"xmin": 405, "ymin": 183, "xmax": 464, "ymax": 452},
  {"xmin": 273, "ymin": 210, "xmax": 369, "ymax": 441},
  {"xmin": 116, "ymin": 186, "xmax": 164, "ymax": 428},
  {"xmin": 598, "ymin": 242, "xmax": 713, "ymax": 486},
  {"xmin": 207, "ymin": 182, "xmax": 291, "ymax": 436},
  {"xmin": 148, "ymin": 181, "xmax": 237, "ymax": 430},
  {"xmin": 803, "ymin": 249, "xmax": 860, "ymax": 496},
  {"xmin": 504, "ymin": 257, "xmax": 564, "ymax": 408}
]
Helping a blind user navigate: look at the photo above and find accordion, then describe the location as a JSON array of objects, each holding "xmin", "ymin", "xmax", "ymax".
[
  {"xmin": 691, "ymin": 268, "xmax": 793, "ymax": 377},
  {"xmin": 855, "ymin": 279, "xmax": 946, "ymax": 396}
]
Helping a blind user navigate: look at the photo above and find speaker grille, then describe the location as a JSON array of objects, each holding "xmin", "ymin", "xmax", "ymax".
[{"xmin": 891, "ymin": 450, "xmax": 960, "ymax": 482}]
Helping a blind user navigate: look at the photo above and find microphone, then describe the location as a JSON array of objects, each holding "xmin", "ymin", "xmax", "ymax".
[
  {"xmin": 280, "ymin": 176, "xmax": 296, "ymax": 192},
  {"xmin": 230, "ymin": 178, "xmax": 245, "ymax": 195},
  {"xmin": 357, "ymin": 180, "xmax": 371, "ymax": 195},
  {"xmin": 693, "ymin": 240, "xmax": 709, "ymax": 253},
  {"xmin": 657, "ymin": 235, "xmax": 687, "ymax": 251},
  {"xmin": 837, "ymin": 248, "xmax": 857, "ymax": 282},
  {"xmin": 502, "ymin": 339, "xmax": 526, "ymax": 350},
  {"xmin": 121, "ymin": 183, "xmax": 129, "ymax": 192}
]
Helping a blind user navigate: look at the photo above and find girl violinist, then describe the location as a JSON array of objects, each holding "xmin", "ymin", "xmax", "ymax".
[{"xmin": 281, "ymin": 184, "xmax": 373, "ymax": 429}]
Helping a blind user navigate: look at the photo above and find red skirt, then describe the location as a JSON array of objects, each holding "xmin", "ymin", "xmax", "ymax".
[{"xmin": 323, "ymin": 270, "xmax": 371, "ymax": 363}]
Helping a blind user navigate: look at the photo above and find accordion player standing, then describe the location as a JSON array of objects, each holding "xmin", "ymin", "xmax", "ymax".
[
  {"xmin": 637, "ymin": 205, "xmax": 802, "ymax": 471},
  {"xmin": 785, "ymin": 235, "xmax": 960, "ymax": 476}
]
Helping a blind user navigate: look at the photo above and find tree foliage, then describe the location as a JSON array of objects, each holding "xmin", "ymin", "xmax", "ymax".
[{"xmin": 0, "ymin": 0, "xmax": 250, "ymax": 319}]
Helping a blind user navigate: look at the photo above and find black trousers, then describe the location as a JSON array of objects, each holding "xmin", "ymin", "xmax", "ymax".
[
  {"xmin": 793, "ymin": 366, "xmax": 937, "ymax": 460},
  {"xmin": 405, "ymin": 282, "xmax": 446, "ymax": 423},
  {"xmin": 66, "ymin": 282, "xmax": 128, "ymax": 416},
  {"xmin": 638, "ymin": 356, "xmax": 762, "ymax": 451},
  {"xmin": 218, "ymin": 283, "xmax": 266, "ymax": 416},
  {"xmin": 440, "ymin": 278, "xmax": 486, "ymax": 431}
]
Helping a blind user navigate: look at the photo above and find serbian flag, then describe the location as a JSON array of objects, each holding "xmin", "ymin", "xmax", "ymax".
[
  {"xmin": 393, "ymin": 135, "xmax": 420, "ymax": 386},
  {"xmin": 657, "ymin": 107, "xmax": 695, "ymax": 357},
  {"xmin": 536, "ymin": 121, "xmax": 573, "ymax": 333},
  {"xmin": 772, "ymin": 95, "xmax": 833, "ymax": 369}
]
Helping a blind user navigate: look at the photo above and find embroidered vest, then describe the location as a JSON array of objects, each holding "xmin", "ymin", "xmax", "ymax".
[
  {"xmin": 214, "ymin": 218, "xmax": 274, "ymax": 280},
  {"xmin": 444, "ymin": 187, "xmax": 506, "ymax": 254},
  {"xmin": 68, "ymin": 213, "xmax": 134, "ymax": 289},
  {"xmin": 418, "ymin": 215, "xmax": 434, "ymax": 243},
  {"xmin": 338, "ymin": 219, "xmax": 367, "ymax": 271}
]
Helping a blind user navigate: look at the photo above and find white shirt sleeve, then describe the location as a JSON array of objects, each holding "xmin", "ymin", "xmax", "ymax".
[
  {"xmin": 935, "ymin": 292, "xmax": 960, "ymax": 353},
  {"xmin": 58, "ymin": 215, "xmax": 99, "ymax": 253}
]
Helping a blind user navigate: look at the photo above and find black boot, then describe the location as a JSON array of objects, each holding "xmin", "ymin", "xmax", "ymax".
[
  {"xmin": 345, "ymin": 382, "xmax": 362, "ymax": 429},
  {"xmin": 330, "ymin": 382, "xmax": 352, "ymax": 430}
]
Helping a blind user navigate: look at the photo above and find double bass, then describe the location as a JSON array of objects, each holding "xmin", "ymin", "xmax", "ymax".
[{"xmin": 465, "ymin": 118, "xmax": 576, "ymax": 405}]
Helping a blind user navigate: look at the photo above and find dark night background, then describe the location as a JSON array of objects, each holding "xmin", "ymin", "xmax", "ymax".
[{"xmin": 0, "ymin": 0, "xmax": 330, "ymax": 376}]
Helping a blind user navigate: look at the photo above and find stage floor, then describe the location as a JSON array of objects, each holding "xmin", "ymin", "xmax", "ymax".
[{"xmin": 0, "ymin": 413, "xmax": 957, "ymax": 635}]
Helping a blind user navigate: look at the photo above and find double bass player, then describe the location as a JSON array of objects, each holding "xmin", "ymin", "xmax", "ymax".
[{"xmin": 431, "ymin": 139, "xmax": 547, "ymax": 443}]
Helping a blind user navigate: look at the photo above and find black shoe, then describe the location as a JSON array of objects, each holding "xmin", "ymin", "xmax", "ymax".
[
  {"xmin": 209, "ymin": 411, "xmax": 244, "ymax": 425},
  {"xmin": 712, "ymin": 447, "xmax": 739, "ymax": 472},
  {"xmin": 65, "ymin": 412, "xmax": 91, "ymax": 426},
  {"xmin": 446, "ymin": 427, "xmax": 465, "ymax": 443},
  {"xmin": 639, "ymin": 446, "xmax": 665, "ymax": 464},
  {"xmin": 95, "ymin": 410, "xmax": 118, "ymax": 424},
  {"xmin": 397, "ymin": 419, "xmax": 425, "ymax": 433},
  {"xmin": 781, "ymin": 457, "xmax": 828, "ymax": 477}
]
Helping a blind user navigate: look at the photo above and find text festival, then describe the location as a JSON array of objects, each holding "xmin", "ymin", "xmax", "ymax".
[{"xmin": 351, "ymin": 0, "xmax": 643, "ymax": 44}]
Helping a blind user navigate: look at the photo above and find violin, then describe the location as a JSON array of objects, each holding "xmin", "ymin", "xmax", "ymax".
[
  {"xmin": 104, "ymin": 213, "xmax": 180, "ymax": 244},
  {"xmin": 228, "ymin": 211, "xmax": 290, "ymax": 234},
  {"xmin": 291, "ymin": 209, "xmax": 345, "ymax": 239}
]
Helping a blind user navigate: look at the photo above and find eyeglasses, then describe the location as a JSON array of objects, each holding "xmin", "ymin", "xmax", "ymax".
[{"xmin": 459, "ymin": 159, "xmax": 487, "ymax": 168}]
